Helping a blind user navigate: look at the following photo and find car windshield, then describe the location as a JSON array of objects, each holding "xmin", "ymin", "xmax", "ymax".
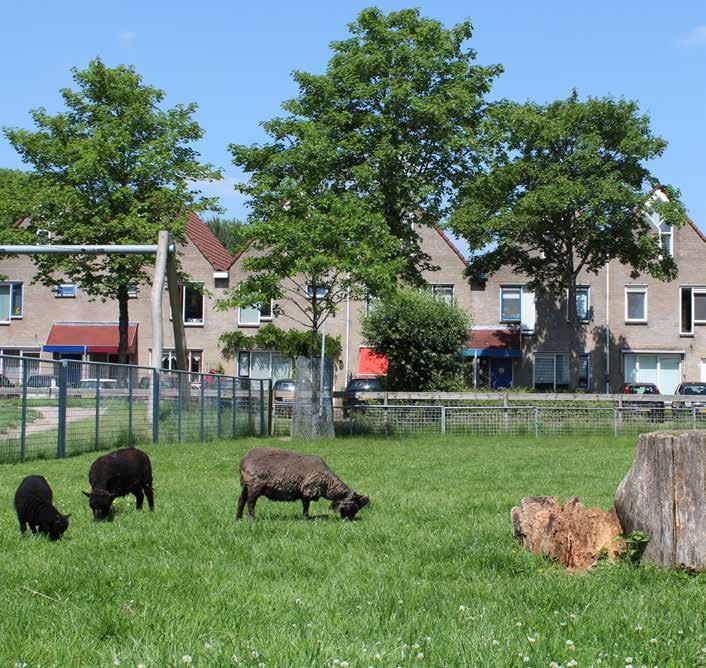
[
  {"xmin": 348, "ymin": 379, "xmax": 381, "ymax": 391},
  {"xmin": 275, "ymin": 381, "xmax": 294, "ymax": 390},
  {"xmin": 633, "ymin": 385, "xmax": 657, "ymax": 395},
  {"xmin": 682, "ymin": 384, "xmax": 706, "ymax": 395}
]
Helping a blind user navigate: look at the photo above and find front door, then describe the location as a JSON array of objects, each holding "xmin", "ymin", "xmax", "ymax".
[{"xmin": 490, "ymin": 359, "xmax": 512, "ymax": 389}]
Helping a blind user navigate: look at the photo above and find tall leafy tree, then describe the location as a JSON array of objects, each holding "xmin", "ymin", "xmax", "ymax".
[
  {"xmin": 450, "ymin": 91, "xmax": 687, "ymax": 323},
  {"xmin": 0, "ymin": 169, "xmax": 35, "ymax": 232},
  {"xmin": 230, "ymin": 7, "xmax": 502, "ymax": 283},
  {"xmin": 4, "ymin": 58, "xmax": 220, "ymax": 362}
]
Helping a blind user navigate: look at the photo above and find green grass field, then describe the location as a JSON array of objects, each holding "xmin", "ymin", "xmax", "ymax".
[{"xmin": 0, "ymin": 434, "xmax": 704, "ymax": 667}]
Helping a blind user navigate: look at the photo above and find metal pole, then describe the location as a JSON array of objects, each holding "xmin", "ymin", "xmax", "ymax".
[
  {"xmin": 127, "ymin": 368, "xmax": 133, "ymax": 446},
  {"xmin": 248, "ymin": 380, "xmax": 253, "ymax": 434},
  {"xmin": 0, "ymin": 243, "xmax": 174, "ymax": 255},
  {"xmin": 259, "ymin": 380, "xmax": 265, "ymax": 436},
  {"xmin": 200, "ymin": 377, "xmax": 205, "ymax": 442},
  {"xmin": 57, "ymin": 361, "xmax": 68, "ymax": 458},
  {"xmin": 20, "ymin": 361, "xmax": 28, "ymax": 461},
  {"xmin": 232, "ymin": 377, "xmax": 237, "ymax": 437},
  {"xmin": 441, "ymin": 406, "xmax": 446, "ymax": 435},
  {"xmin": 177, "ymin": 373, "xmax": 183, "ymax": 443},
  {"xmin": 94, "ymin": 364, "xmax": 101, "ymax": 451},
  {"xmin": 151, "ymin": 231, "xmax": 169, "ymax": 415},
  {"xmin": 692, "ymin": 404, "xmax": 697, "ymax": 430},
  {"xmin": 267, "ymin": 378, "xmax": 273, "ymax": 436},
  {"xmin": 152, "ymin": 368, "xmax": 160, "ymax": 444},
  {"xmin": 613, "ymin": 406, "xmax": 618, "ymax": 438},
  {"xmin": 534, "ymin": 407, "xmax": 539, "ymax": 438},
  {"xmin": 216, "ymin": 375, "xmax": 222, "ymax": 439}
]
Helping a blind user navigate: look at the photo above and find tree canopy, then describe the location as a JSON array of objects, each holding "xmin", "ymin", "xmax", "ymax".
[
  {"xmin": 4, "ymin": 58, "xmax": 220, "ymax": 361},
  {"xmin": 449, "ymin": 91, "xmax": 687, "ymax": 323},
  {"xmin": 362, "ymin": 288, "xmax": 470, "ymax": 391},
  {"xmin": 230, "ymin": 7, "xmax": 501, "ymax": 285},
  {"xmin": 205, "ymin": 216, "xmax": 250, "ymax": 255}
]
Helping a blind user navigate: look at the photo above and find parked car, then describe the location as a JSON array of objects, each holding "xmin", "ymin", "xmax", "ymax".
[
  {"xmin": 342, "ymin": 376, "xmax": 384, "ymax": 416},
  {"xmin": 619, "ymin": 382, "xmax": 664, "ymax": 421},
  {"xmin": 26, "ymin": 374, "xmax": 58, "ymax": 390},
  {"xmin": 273, "ymin": 379, "xmax": 295, "ymax": 403},
  {"xmin": 672, "ymin": 382, "xmax": 706, "ymax": 412},
  {"xmin": 78, "ymin": 378, "xmax": 118, "ymax": 391}
]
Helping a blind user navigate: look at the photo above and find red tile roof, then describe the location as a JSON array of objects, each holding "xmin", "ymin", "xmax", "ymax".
[
  {"xmin": 186, "ymin": 212, "xmax": 235, "ymax": 271},
  {"xmin": 46, "ymin": 322, "xmax": 138, "ymax": 353},
  {"xmin": 465, "ymin": 328, "xmax": 520, "ymax": 351}
]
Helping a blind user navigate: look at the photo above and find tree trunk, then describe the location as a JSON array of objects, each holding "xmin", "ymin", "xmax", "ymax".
[
  {"xmin": 117, "ymin": 285, "xmax": 130, "ymax": 366},
  {"xmin": 615, "ymin": 430, "xmax": 706, "ymax": 571}
]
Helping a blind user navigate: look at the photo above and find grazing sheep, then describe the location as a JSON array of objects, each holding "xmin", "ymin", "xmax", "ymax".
[
  {"xmin": 236, "ymin": 447, "xmax": 369, "ymax": 521},
  {"xmin": 14, "ymin": 475, "xmax": 70, "ymax": 540},
  {"xmin": 83, "ymin": 448, "xmax": 154, "ymax": 521}
]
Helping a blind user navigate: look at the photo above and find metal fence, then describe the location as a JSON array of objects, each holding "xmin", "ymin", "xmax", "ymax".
[
  {"xmin": 0, "ymin": 355, "xmax": 270, "ymax": 463},
  {"xmin": 271, "ymin": 390, "xmax": 706, "ymax": 438}
]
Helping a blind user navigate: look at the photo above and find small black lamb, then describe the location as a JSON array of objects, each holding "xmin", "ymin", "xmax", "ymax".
[
  {"xmin": 14, "ymin": 475, "xmax": 70, "ymax": 540},
  {"xmin": 236, "ymin": 447, "xmax": 369, "ymax": 521}
]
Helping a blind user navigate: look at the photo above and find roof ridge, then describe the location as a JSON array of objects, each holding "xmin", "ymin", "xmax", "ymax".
[{"xmin": 185, "ymin": 212, "xmax": 237, "ymax": 271}]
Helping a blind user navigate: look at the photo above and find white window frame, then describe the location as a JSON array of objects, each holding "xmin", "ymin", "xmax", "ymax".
[
  {"xmin": 237, "ymin": 350, "xmax": 251, "ymax": 377},
  {"xmin": 533, "ymin": 353, "xmax": 570, "ymax": 391},
  {"xmin": 567, "ymin": 286, "xmax": 590, "ymax": 322},
  {"xmin": 659, "ymin": 227, "xmax": 673, "ymax": 257},
  {"xmin": 625, "ymin": 286, "xmax": 647, "ymax": 323},
  {"xmin": 181, "ymin": 283, "xmax": 205, "ymax": 326},
  {"xmin": 149, "ymin": 348, "xmax": 203, "ymax": 372},
  {"xmin": 238, "ymin": 300, "xmax": 273, "ymax": 327},
  {"xmin": 500, "ymin": 286, "xmax": 522, "ymax": 323},
  {"xmin": 623, "ymin": 353, "xmax": 683, "ymax": 393},
  {"xmin": 54, "ymin": 283, "xmax": 77, "ymax": 299},
  {"xmin": 0, "ymin": 282, "xmax": 23, "ymax": 321},
  {"xmin": 431, "ymin": 284, "xmax": 455, "ymax": 305}
]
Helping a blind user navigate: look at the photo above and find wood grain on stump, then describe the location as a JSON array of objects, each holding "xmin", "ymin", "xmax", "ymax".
[
  {"xmin": 615, "ymin": 430, "xmax": 706, "ymax": 571},
  {"xmin": 511, "ymin": 496, "xmax": 625, "ymax": 571}
]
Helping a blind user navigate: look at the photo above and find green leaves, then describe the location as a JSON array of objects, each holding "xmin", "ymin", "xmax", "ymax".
[
  {"xmin": 450, "ymin": 92, "xmax": 688, "ymax": 311},
  {"xmin": 362, "ymin": 288, "xmax": 470, "ymax": 391}
]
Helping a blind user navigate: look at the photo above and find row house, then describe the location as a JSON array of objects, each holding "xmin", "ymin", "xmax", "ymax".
[{"xmin": 0, "ymin": 192, "xmax": 702, "ymax": 393}]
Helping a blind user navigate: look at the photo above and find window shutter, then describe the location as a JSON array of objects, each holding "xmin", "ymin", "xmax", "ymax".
[{"xmin": 521, "ymin": 289, "xmax": 536, "ymax": 333}]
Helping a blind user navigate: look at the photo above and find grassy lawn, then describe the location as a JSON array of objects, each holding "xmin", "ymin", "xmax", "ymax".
[{"xmin": 0, "ymin": 434, "xmax": 704, "ymax": 667}]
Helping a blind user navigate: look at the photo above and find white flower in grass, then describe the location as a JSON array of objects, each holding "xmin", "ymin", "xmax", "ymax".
[
  {"xmin": 416, "ymin": 653, "xmax": 424, "ymax": 661},
  {"xmin": 341, "ymin": 662, "xmax": 350, "ymax": 668},
  {"xmin": 295, "ymin": 598, "xmax": 302, "ymax": 605},
  {"xmin": 492, "ymin": 640, "xmax": 500, "ymax": 647},
  {"xmin": 549, "ymin": 662, "xmax": 559, "ymax": 668},
  {"xmin": 635, "ymin": 623, "xmax": 643, "ymax": 631},
  {"xmin": 523, "ymin": 657, "xmax": 530, "ymax": 663},
  {"xmin": 113, "ymin": 658, "xmax": 121, "ymax": 666},
  {"xmin": 459, "ymin": 605, "xmax": 466, "ymax": 612},
  {"xmin": 516, "ymin": 621, "xmax": 523, "ymax": 627},
  {"xmin": 625, "ymin": 658, "xmax": 633, "ymax": 665},
  {"xmin": 231, "ymin": 656, "xmax": 241, "ymax": 665},
  {"xmin": 649, "ymin": 638, "xmax": 657, "ymax": 645},
  {"xmin": 527, "ymin": 637, "xmax": 536, "ymax": 644},
  {"xmin": 137, "ymin": 664, "xmax": 146, "ymax": 668},
  {"xmin": 413, "ymin": 642, "xmax": 420, "ymax": 649},
  {"xmin": 258, "ymin": 663, "xmax": 266, "ymax": 668},
  {"xmin": 251, "ymin": 651, "xmax": 259, "ymax": 659},
  {"xmin": 567, "ymin": 661, "xmax": 578, "ymax": 668},
  {"xmin": 205, "ymin": 641, "xmax": 214, "ymax": 651},
  {"xmin": 569, "ymin": 614, "xmax": 576, "ymax": 620},
  {"xmin": 182, "ymin": 657, "xmax": 192, "ymax": 665},
  {"xmin": 566, "ymin": 640, "xmax": 575, "ymax": 652}
]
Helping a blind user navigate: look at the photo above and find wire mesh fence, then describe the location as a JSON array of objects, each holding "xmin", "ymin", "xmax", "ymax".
[
  {"xmin": 270, "ymin": 394, "xmax": 706, "ymax": 439},
  {"xmin": 0, "ymin": 355, "xmax": 270, "ymax": 463}
]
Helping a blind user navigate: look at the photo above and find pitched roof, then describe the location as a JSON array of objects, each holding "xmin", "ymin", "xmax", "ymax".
[
  {"xmin": 433, "ymin": 226, "xmax": 468, "ymax": 267},
  {"xmin": 185, "ymin": 212, "xmax": 236, "ymax": 271}
]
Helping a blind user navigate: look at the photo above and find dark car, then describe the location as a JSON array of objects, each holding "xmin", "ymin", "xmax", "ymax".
[
  {"xmin": 273, "ymin": 379, "xmax": 295, "ymax": 403},
  {"xmin": 672, "ymin": 382, "xmax": 706, "ymax": 413},
  {"xmin": 342, "ymin": 377, "xmax": 384, "ymax": 416},
  {"xmin": 619, "ymin": 382, "xmax": 664, "ymax": 421}
]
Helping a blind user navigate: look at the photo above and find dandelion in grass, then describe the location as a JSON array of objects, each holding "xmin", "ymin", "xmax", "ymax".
[
  {"xmin": 182, "ymin": 656, "xmax": 192, "ymax": 665},
  {"xmin": 566, "ymin": 640, "xmax": 575, "ymax": 652},
  {"xmin": 295, "ymin": 598, "xmax": 302, "ymax": 605},
  {"xmin": 527, "ymin": 636, "xmax": 536, "ymax": 645},
  {"xmin": 416, "ymin": 653, "xmax": 424, "ymax": 661},
  {"xmin": 459, "ymin": 605, "xmax": 466, "ymax": 612},
  {"xmin": 650, "ymin": 638, "xmax": 657, "ymax": 645}
]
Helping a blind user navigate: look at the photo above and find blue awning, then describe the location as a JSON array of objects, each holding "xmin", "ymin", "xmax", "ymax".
[
  {"xmin": 42, "ymin": 345, "xmax": 87, "ymax": 354},
  {"xmin": 462, "ymin": 348, "xmax": 521, "ymax": 359}
]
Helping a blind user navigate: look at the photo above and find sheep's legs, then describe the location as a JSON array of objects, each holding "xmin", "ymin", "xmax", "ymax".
[
  {"xmin": 302, "ymin": 499, "xmax": 311, "ymax": 519},
  {"xmin": 236, "ymin": 486, "xmax": 248, "ymax": 520},
  {"xmin": 246, "ymin": 490, "xmax": 260, "ymax": 520}
]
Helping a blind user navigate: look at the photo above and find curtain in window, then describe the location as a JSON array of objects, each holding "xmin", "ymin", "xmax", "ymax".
[
  {"xmin": 0, "ymin": 285, "xmax": 10, "ymax": 321},
  {"xmin": 271, "ymin": 353, "xmax": 291, "ymax": 381},
  {"xmin": 556, "ymin": 355, "xmax": 570, "ymax": 386},
  {"xmin": 251, "ymin": 352, "xmax": 270, "ymax": 379},
  {"xmin": 239, "ymin": 306, "xmax": 259, "ymax": 325}
]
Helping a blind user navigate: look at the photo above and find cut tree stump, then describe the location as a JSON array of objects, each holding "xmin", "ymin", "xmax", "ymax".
[
  {"xmin": 511, "ymin": 496, "xmax": 625, "ymax": 571},
  {"xmin": 615, "ymin": 430, "xmax": 706, "ymax": 571}
]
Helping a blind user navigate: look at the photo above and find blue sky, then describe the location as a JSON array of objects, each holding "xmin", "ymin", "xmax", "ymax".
[{"xmin": 1, "ymin": 0, "xmax": 704, "ymax": 237}]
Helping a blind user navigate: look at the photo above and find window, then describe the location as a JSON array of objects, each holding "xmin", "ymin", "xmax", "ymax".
[
  {"xmin": 54, "ymin": 284, "xmax": 77, "ymax": 298},
  {"xmin": 679, "ymin": 287, "xmax": 706, "ymax": 335},
  {"xmin": 0, "ymin": 349, "xmax": 40, "ymax": 382},
  {"xmin": 500, "ymin": 287, "xmax": 522, "ymax": 322},
  {"xmin": 578, "ymin": 354, "xmax": 591, "ymax": 390},
  {"xmin": 625, "ymin": 287, "xmax": 647, "ymax": 322},
  {"xmin": 238, "ymin": 301, "xmax": 272, "ymax": 326},
  {"xmin": 571, "ymin": 286, "xmax": 590, "ymax": 322},
  {"xmin": 659, "ymin": 222, "xmax": 672, "ymax": 257},
  {"xmin": 237, "ymin": 350, "xmax": 291, "ymax": 380},
  {"xmin": 237, "ymin": 351, "xmax": 250, "ymax": 377},
  {"xmin": 153, "ymin": 349, "xmax": 202, "ymax": 373},
  {"xmin": 0, "ymin": 283, "xmax": 23, "ymax": 322},
  {"xmin": 534, "ymin": 353, "xmax": 569, "ymax": 391},
  {"xmin": 431, "ymin": 285, "xmax": 454, "ymax": 305},
  {"xmin": 624, "ymin": 353, "xmax": 681, "ymax": 395},
  {"xmin": 182, "ymin": 284, "xmax": 204, "ymax": 325}
]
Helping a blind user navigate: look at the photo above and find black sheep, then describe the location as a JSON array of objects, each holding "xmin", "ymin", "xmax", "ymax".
[
  {"xmin": 83, "ymin": 447, "xmax": 154, "ymax": 520},
  {"xmin": 237, "ymin": 447, "xmax": 369, "ymax": 521},
  {"xmin": 14, "ymin": 475, "xmax": 70, "ymax": 540}
]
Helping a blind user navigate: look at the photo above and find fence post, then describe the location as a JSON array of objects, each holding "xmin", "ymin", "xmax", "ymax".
[
  {"xmin": 127, "ymin": 367, "xmax": 134, "ymax": 446},
  {"xmin": 152, "ymin": 368, "xmax": 160, "ymax": 444},
  {"xmin": 248, "ymin": 380, "xmax": 253, "ymax": 434},
  {"xmin": 200, "ymin": 377, "xmax": 205, "ymax": 442},
  {"xmin": 259, "ymin": 380, "xmax": 265, "ymax": 436},
  {"xmin": 348, "ymin": 407, "xmax": 353, "ymax": 436},
  {"xmin": 383, "ymin": 392, "xmax": 389, "ymax": 437},
  {"xmin": 440, "ymin": 405, "xmax": 446, "ymax": 435},
  {"xmin": 534, "ymin": 407, "xmax": 539, "ymax": 438},
  {"xmin": 216, "ymin": 375, "xmax": 222, "ymax": 439},
  {"xmin": 267, "ymin": 378, "xmax": 273, "ymax": 436},
  {"xmin": 57, "ymin": 360, "xmax": 68, "ymax": 458},
  {"xmin": 177, "ymin": 373, "xmax": 183, "ymax": 443},
  {"xmin": 232, "ymin": 377, "xmax": 237, "ymax": 437},
  {"xmin": 94, "ymin": 364, "xmax": 101, "ymax": 451},
  {"xmin": 503, "ymin": 392, "xmax": 509, "ymax": 433},
  {"xmin": 19, "ymin": 361, "xmax": 28, "ymax": 462},
  {"xmin": 613, "ymin": 406, "xmax": 619, "ymax": 437},
  {"xmin": 692, "ymin": 404, "xmax": 697, "ymax": 430}
]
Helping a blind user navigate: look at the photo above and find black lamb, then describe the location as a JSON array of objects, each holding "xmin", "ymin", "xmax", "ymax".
[
  {"xmin": 237, "ymin": 447, "xmax": 369, "ymax": 521},
  {"xmin": 14, "ymin": 475, "xmax": 70, "ymax": 540}
]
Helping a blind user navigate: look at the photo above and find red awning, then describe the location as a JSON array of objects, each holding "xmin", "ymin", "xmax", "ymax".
[
  {"xmin": 464, "ymin": 328, "xmax": 521, "ymax": 357},
  {"xmin": 44, "ymin": 323, "xmax": 138, "ymax": 354},
  {"xmin": 358, "ymin": 347, "xmax": 388, "ymax": 376}
]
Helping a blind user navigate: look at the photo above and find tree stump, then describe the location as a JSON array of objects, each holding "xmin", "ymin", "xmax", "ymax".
[
  {"xmin": 615, "ymin": 430, "xmax": 706, "ymax": 571},
  {"xmin": 511, "ymin": 496, "xmax": 625, "ymax": 571}
]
